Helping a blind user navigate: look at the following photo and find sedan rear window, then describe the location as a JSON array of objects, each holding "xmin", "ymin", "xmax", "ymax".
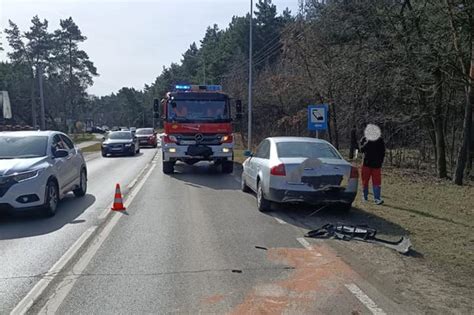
[
  {"xmin": 276, "ymin": 142, "xmax": 341, "ymax": 159},
  {"xmin": 107, "ymin": 132, "xmax": 132, "ymax": 139},
  {"xmin": 0, "ymin": 136, "xmax": 48, "ymax": 159},
  {"xmin": 135, "ymin": 128, "xmax": 154, "ymax": 135}
]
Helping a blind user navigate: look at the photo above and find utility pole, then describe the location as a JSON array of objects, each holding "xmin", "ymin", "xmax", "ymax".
[
  {"xmin": 247, "ymin": 0, "xmax": 253, "ymax": 151},
  {"xmin": 38, "ymin": 65, "xmax": 46, "ymax": 130}
]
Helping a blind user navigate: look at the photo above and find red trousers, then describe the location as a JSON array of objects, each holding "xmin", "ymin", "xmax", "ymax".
[{"xmin": 361, "ymin": 166, "xmax": 382, "ymax": 188}]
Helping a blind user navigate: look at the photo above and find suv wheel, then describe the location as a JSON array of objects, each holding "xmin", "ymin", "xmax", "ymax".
[
  {"xmin": 43, "ymin": 180, "xmax": 59, "ymax": 217},
  {"xmin": 73, "ymin": 169, "xmax": 87, "ymax": 197}
]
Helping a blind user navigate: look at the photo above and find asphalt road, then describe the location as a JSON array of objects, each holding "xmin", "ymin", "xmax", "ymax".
[
  {"xmin": 25, "ymin": 156, "xmax": 416, "ymax": 314},
  {"xmin": 0, "ymin": 148, "xmax": 157, "ymax": 313}
]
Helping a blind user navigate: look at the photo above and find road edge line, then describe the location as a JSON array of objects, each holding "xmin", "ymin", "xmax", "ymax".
[
  {"xmin": 36, "ymin": 163, "xmax": 157, "ymax": 314},
  {"xmin": 11, "ymin": 151, "xmax": 158, "ymax": 314},
  {"xmin": 10, "ymin": 226, "xmax": 97, "ymax": 315}
]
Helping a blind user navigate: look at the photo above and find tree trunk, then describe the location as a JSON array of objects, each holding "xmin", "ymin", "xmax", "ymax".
[
  {"xmin": 453, "ymin": 37, "xmax": 474, "ymax": 185},
  {"xmin": 453, "ymin": 84, "xmax": 473, "ymax": 184},
  {"xmin": 433, "ymin": 70, "xmax": 447, "ymax": 178}
]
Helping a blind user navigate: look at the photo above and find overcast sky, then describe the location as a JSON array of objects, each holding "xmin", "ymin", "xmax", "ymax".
[{"xmin": 0, "ymin": 0, "xmax": 298, "ymax": 96}]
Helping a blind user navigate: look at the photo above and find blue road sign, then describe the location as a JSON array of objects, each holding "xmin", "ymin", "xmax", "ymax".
[{"xmin": 308, "ymin": 104, "xmax": 328, "ymax": 131}]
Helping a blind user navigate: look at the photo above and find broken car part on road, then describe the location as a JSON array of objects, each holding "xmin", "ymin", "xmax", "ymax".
[{"xmin": 305, "ymin": 224, "xmax": 412, "ymax": 254}]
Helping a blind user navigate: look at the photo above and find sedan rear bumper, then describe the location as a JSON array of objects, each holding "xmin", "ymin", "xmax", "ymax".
[
  {"xmin": 102, "ymin": 146, "xmax": 135, "ymax": 155},
  {"xmin": 267, "ymin": 188, "xmax": 356, "ymax": 205}
]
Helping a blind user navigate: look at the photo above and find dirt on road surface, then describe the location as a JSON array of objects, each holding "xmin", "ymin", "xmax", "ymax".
[{"xmin": 263, "ymin": 165, "xmax": 474, "ymax": 314}]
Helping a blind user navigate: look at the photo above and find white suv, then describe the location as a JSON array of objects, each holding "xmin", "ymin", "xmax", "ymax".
[{"xmin": 0, "ymin": 131, "xmax": 87, "ymax": 216}]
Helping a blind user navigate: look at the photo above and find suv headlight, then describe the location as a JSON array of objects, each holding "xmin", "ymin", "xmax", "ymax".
[
  {"xmin": 12, "ymin": 170, "xmax": 39, "ymax": 183},
  {"xmin": 125, "ymin": 143, "xmax": 132, "ymax": 147}
]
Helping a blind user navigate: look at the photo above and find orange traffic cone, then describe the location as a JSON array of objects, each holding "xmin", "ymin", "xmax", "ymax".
[{"xmin": 111, "ymin": 183, "xmax": 126, "ymax": 211}]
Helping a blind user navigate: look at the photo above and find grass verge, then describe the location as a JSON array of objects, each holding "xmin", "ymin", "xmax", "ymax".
[
  {"xmin": 80, "ymin": 143, "xmax": 102, "ymax": 153},
  {"xmin": 353, "ymin": 166, "xmax": 474, "ymax": 288},
  {"xmin": 70, "ymin": 133, "xmax": 95, "ymax": 144}
]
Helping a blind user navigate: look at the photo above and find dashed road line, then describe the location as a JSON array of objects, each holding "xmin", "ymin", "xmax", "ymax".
[
  {"xmin": 296, "ymin": 237, "xmax": 322, "ymax": 256},
  {"xmin": 273, "ymin": 217, "xmax": 287, "ymax": 224},
  {"xmin": 344, "ymin": 283, "xmax": 387, "ymax": 315}
]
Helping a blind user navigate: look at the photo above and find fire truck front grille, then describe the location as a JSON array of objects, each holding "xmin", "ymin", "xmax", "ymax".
[{"xmin": 176, "ymin": 134, "xmax": 222, "ymax": 145}]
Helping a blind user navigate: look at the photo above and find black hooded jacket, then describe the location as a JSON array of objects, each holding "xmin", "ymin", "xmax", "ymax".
[{"xmin": 360, "ymin": 137, "xmax": 386, "ymax": 168}]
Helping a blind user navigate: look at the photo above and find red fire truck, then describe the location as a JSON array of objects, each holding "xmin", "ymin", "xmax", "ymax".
[{"xmin": 154, "ymin": 84, "xmax": 241, "ymax": 174}]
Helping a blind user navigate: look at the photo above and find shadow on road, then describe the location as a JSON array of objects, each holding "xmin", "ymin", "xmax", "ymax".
[
  {"xmin": 267, "ymin": 203, "xmax": 408, "ymax": 239},
  {"xmin": 0, "ymin": 193, "xmax": 96, "ymax": 240},
  {"xmin": 103, "ymin": 152, "xmax": 146, "ymax": 159},
  {"xmin": 171, "ymin": 162, "xmax": 240, "ymax": 190}
]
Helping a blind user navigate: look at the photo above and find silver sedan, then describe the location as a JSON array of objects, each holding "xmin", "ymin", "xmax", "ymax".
[{"xmin": 241, "ymin": 137, "xmax": 358, "ymax": 212}]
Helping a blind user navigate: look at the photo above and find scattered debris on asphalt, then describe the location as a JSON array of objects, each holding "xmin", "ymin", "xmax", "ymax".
[
  {"xmin": 232, "ymin": 269, "xmax": 243, "ymax": 273},
  {"xmin": 305, "ymin": 223, "xmax": 412, "ymax": 254},
  {"xmin": 255, "ymin": 246, "xmax": 268, "ymax": 251}
]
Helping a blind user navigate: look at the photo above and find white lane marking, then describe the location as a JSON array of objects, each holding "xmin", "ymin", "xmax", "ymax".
[
  {"xmin": 98, "ymin": 151, "xmax": 157, "ymax": 221},
  {"xmin": 10, "ymin": 227, "xmax": 97, "ymax": 315},
  {"xmin": 273, "ymin": 217, "xmax": 287, "ymax": 224},
  {"xmin": 127, "ymin": 164, "xmax": 147, "ymax": 189},
  {"xmin": 296, "ymin": 238, "xmax": 322, "ymax": 256},
  {"xmin": 37, "ymin": 163, "xmax": 157, "ymax": 314},
  {"xmin": 296, "ymin": 237, "xmax": 312, "ymax": 250},
  {"xmin": 97, "ymin": 207, "xmax": 110, "ymax": 221},
  {"xmin": 344, "ymin": 283, "xmax": 387, "ymax": 315}
]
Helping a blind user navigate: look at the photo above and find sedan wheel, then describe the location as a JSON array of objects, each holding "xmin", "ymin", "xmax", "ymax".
[{"xmin": 257, "ymin": 182, "xmax": 271, "ymax": 212}]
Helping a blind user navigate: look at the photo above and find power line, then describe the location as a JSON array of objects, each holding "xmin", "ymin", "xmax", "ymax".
[{"xmin": 232, "ymin": 21, "xmax": 302, "ymax": 72}]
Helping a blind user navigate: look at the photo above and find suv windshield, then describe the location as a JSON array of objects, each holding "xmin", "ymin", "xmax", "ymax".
[
  {"xmin": 167, "ymin": 100, "xmax": 230, "ymax": 122},
  {"xmin": 136, "ymin": 128, "xmax": 154, "ymax": 135},
  {"xmin": 107, "ymin": 132, "xmax": 132, "ymax": 140},
  {"xmin": 277, "ymin": 142, "xmax": 341, "ymax": 159},
  {"xmin": 0, "ymin": 136, "xmax": 48, "ymax": 159}
]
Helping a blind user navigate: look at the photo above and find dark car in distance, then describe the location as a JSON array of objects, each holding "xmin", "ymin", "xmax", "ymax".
[
  {"xmin": 101, "ymin": 131, "xmax": 140, "ymax": 157},
  {"xmin": 135, "ymin": 128, "xmax": 158, "ymax": 148}
]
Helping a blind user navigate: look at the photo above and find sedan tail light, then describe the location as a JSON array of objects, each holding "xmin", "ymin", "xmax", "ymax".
[
  {"xmin": 350, "ymin": 165, "xmax": 359, "ymax": 179},
  {"xmin": 270, "ymin": 163, "xmax": 286, "ymax": 176}
]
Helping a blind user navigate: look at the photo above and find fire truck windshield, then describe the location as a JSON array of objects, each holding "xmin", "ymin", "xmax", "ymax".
[{"xmin": 167, "ymin": 100, "xmax": 230, "ymax": 122}]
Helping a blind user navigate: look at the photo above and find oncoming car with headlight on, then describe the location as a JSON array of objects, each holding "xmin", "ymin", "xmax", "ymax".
[{"xmin": 0, "ymin": 131, "xmax": 88, "ymax": 216}]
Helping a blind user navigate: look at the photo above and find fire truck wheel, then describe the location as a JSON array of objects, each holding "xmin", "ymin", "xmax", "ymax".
[
  {"xmin": 163, "ymin": 161, "xmax": 174, "ymax": 174},
  {"xmin": 222, "ymin": 160, "xmax": 234, "ymax": 174}
]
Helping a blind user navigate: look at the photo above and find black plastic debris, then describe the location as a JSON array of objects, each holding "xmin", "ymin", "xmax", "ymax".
[
  {"xmin": 232, "ymin": 269, "xmax": 243, "ymax": 273},
  {"xmin": 255, "ymin": 246, "xmax": 268, "ymax": 251},
  {"xmin": 305, "ymin": 223, "xmax": 412, "ymax": 254}
]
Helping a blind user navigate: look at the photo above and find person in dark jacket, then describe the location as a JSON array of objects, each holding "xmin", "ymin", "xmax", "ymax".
[{"xmin": 360, "ymin": 124, "xmax": 386, "ymax": 205}]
